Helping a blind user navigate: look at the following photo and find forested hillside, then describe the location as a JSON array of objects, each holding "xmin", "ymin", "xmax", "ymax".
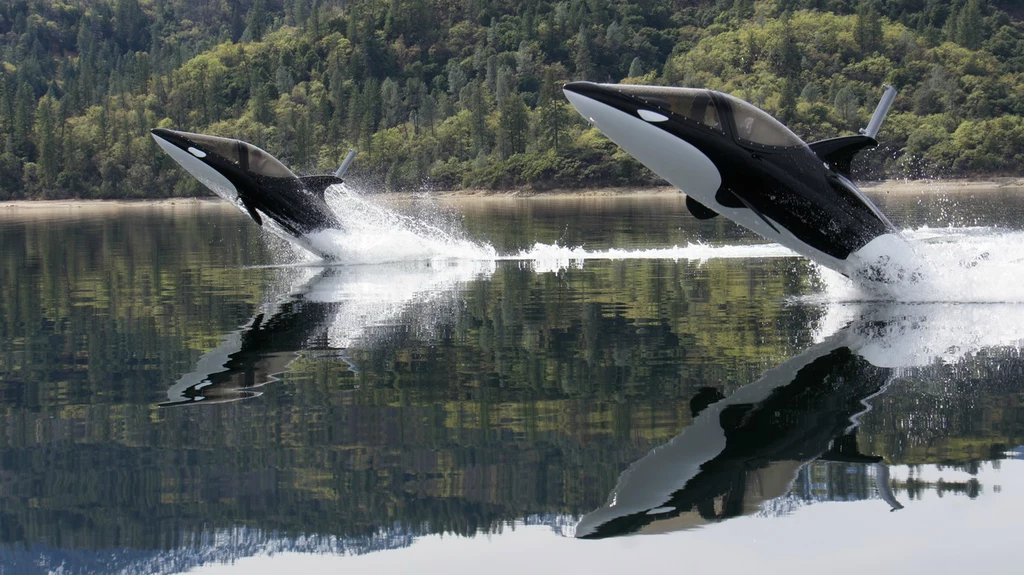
[{"xmin": 2, "ymin": 0, "xmax": 1024, "ymax": 199}]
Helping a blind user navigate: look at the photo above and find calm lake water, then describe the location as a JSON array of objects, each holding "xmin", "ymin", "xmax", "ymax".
[{"xmin": 2, "ymin": 189, "xmax": 1024, "ymax": 574}]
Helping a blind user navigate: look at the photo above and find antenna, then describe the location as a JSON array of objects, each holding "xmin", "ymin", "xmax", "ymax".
[
  {"xmin": 334, "ymin": 149, "xmax": 357, "ymax": 179},
  {"xmin": 861, "ymin": 85, "xmax": 897, "ymax": 139}
]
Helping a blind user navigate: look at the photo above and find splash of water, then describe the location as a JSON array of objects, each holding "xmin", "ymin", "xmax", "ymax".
[
  {"xmin": 273, "ymin": 186, "xmax": 1024, "ymax": 307},
  {"xmin": 302, "ymin": 185, "xmax": 497, "ymax": 263},
  {"xmin": 814, "ymin": 227, "xmax": 1024, "ymax": 303},
  {"xmin": 289, "ymin": 183, "xmax": 798, "ymax": 270}
]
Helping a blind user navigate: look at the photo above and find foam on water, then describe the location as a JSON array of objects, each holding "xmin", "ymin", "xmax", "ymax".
[
  {"xmin": 497, "ymin": 242, "xmax": 795, "ymax": 273},
  {"xmin": 274, "ymin": 186, "xmax": 1024, "ymax": 308},
  {"xmin": 302, "ymin": 185, "xmax": 497, "ymax": 264},
  {"xmin": 813, "ymin": 227, "xmax": 1024, "ymax": 303},
  {"xmin": 288, "ymin": 183, "xmax": 797, "ymax": 270}
]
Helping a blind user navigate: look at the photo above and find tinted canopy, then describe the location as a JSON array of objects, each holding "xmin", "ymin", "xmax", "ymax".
[
  {"xmin": 181, "ymin": 132, "xmax": 296, "ymax": 179},
  {"xmin": 718, "ymin": 93, "xmax": 805, "ymax": 148},
  {"xmin": 243, "ymin": 144, "xmax": 295, "ymax": 178},
  {"xmin": 607, "ymin": 85, "xmax": 723, "ymax": 133}
]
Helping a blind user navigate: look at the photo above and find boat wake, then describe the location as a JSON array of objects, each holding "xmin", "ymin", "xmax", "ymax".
[{"xmin": 267, "ymin": 185, "xmax": 1024, "ymax": 305}]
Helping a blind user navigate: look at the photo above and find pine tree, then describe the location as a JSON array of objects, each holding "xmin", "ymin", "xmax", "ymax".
[
  {"xmin": 34, "ymin": 94, "xmax": 60, "ymax": 186},
  {"xmin": 957, "ymin": 0, "xmax": 984, "ymax": 50},
  {"xmin": 573, "ymin": 25, "xmax": 594, "ymax": 81},
  {"xmin": 468, "ymin": 82, "xmax": 490, "ymax": 157},
  {"xmin": 537, "ymin": 70, "xmax": 567, "ymax": 152},
  {"xmin": 380, "ymin": 77, "xmax": 402, "ymax": 128},
  {"xmin": 247, "ymin": 0, "xmax": 267, "ymax": 42},
  {"xmin": 498, "ymin": 92, "xmax": 528, "ymax": 159},
  {"xmin": 771, "ymin": 15, "xmax": 801, "ymax": 80},
  {"xmin": 854, "ymin": 1, "xmax": 884, "ymax": 54},
  {"xmin": 627, "ymin": 57, "xmax": 643, "ymax": 78},
  {"xmin": 779, "ymin": 77, "xmax": 798, "ymax": 124},
  {"xmin": 12, "ymin": 80, "xmax": 35, "ymax": 158}
]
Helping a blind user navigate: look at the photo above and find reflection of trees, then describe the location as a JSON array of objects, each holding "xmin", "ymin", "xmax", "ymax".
[
  {"xmin": 2, "ymin": 210, "xmax": 1024, "ymax": 551},
  {"xmin": 859, "ymin": 353, "xmax": 1024, "ymax": 464}
]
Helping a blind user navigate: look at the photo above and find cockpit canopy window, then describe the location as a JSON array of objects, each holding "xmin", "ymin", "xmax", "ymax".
[
  {"xmin": 244, "ymin": 144, "xmax": 295, "ymax": 178},
  {"xmin": 720, "ymin": 94, "xmax": 806, "ymax": 148},
  {"xmin": 608, "ymin": 85, "xmax": 723, "ymax": 133},
  {"xmin": 180, "ymin": 131, "xmax": 296, "ymax": 179}
]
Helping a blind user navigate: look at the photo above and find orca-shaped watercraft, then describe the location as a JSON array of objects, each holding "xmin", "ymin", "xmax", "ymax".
[
  {"xmin": 152, "ymin": 128, "xmax": 355, "ymax": 259},
  {"xmin": 563, "ymin": 82, "xmax": 917, "ymax": 282}
]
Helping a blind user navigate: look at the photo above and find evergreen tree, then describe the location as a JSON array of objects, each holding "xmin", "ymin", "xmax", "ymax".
[
  {"xmin": 247, "ymin": 0, "xmax": 267, "ymax": 42},
  {"xmin": 779, "ymin": 77, "xmax": 798, "ymax": 124},
  {"xmin": 498, "ymin": 92, "xmax": 528, "ymax": 159},
  {"xmin": 627, "ymin": 57, "xmax": 643, "ymax": 78},
  {"xmin": 957, "ymin": 0, "xmax": 984, "ymax": 50},
  {"xmin": 767, "ymin": 16, "xmax": 802, "ymax": 83},
  {"xmin": 380, "ymin": 77, "xmax": 402, "ymax": 128},
  {"xmin": 854, "ymin": 1, "xmax": 884, "ymax": 54},
  {"xmin": 12, "ymin": 81, "xmax": 35, "ymax": 158},
  {"xmin": 469, "ymin": 81, "xmax": 490, "ymax": 157},
  {"xmin": 34, "ymin": 94, "xmax": 59, "ymax": 186},
  {"xmin": 573, "ymin": 25, "xmax": 595, "ymax": 81}
]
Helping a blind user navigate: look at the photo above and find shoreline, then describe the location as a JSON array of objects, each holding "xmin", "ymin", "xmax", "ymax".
[{"xmin": 2, "ymin": 178, "xmax": 1023, "ymax": 209}]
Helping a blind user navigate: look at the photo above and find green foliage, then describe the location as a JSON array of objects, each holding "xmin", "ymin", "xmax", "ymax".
[{"xmin": 2, "ymin": 0, "xmax": 1024, "ymax": 198}]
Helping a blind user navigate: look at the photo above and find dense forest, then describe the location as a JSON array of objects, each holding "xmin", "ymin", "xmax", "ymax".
[{"xmin": 2, "ymin": 0, "xmax": 1024, "ymax": 199}]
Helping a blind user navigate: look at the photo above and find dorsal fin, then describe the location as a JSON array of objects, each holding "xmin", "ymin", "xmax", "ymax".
[
  {"xmin": 808, "ymin": 135, "xmax": 878, "ymax": 177},
  {"xmin": 299, "ymin": 175, "xmax": 344, "ymax": 198}
]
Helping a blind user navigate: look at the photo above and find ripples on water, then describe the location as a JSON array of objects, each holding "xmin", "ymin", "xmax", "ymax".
[{"xmin": 2, "ymin": 187, "xmax": 1024, "ymax": 574}]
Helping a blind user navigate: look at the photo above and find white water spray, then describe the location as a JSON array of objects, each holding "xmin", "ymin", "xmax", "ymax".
[
  {"xmin": 814, "ymin": 227, "xmax": 1024, "ymax": 303},
  {"xmin": 271, "ymin": 185, "xmax": 1024, "ymax": 307}
]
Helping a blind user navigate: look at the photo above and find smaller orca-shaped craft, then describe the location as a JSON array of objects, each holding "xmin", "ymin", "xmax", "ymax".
[
  {"xmin": 152, "ymin": 128, "xmax": 354, "ymax": 259},
  {"xmin": 563, "ymin": 83, "xmax": 918, "ymax": 283}
]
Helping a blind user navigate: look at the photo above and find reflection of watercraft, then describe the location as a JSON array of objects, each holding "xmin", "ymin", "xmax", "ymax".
[
  {"xmin": 575, "ymin": 323, "xmax": 896, "ymax": 539},
  {"xmin": 151, "ymin": 129, "xmax": 354, "ymax": 259},
  {"xmin": 576, "ymin": 301, "xmax": 1024, "ymax": 539},
  {"xmin": 162, "ymin": 262, "xmax": 492, "ymax": 406},
  {"xmin": 562, "ymin": 83, "xmax": 918, "ymax": 284}
]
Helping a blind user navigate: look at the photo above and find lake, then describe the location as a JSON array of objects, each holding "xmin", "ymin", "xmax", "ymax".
[{"xmin": 2, "ymin": 188, "xmax": 1024, "ymax": 574}]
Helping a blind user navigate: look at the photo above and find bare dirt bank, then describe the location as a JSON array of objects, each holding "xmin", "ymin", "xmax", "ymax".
[
  {"xmin": 0, "ymin": 198, "xmax": 227, "ymax": 211},
  {"xmin": 2, "ymin": 178, "xmax": 1022, "ymax": 210}
]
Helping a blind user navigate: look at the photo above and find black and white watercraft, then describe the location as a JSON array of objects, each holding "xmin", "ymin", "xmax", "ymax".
[
  {"xmin": 152, "ymin": 128, "xmax": 356, "ymax": 259},
  {"xmin": 563, "ymin": 82, "xmax": 917, "ymax": 282}
]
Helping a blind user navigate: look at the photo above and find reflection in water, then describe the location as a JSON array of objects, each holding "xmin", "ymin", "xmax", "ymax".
[
  {"xmin": 4, "ymin": 197, "xmax": 1024, "ymax": 573},
  {"xmin": 163, "ymin": 262, "xmax": 493, "ymax": 406},
  {"xmin": 576, "ymin": 303, "xmax": 1023, "ymax": 538}
]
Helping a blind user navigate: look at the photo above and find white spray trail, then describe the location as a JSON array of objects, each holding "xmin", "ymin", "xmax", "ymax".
[
  {"xmin": 284, "ymin": 184, "xmax": 798, "ymax": 271},
  {"xmin": 273, "ymin": 186, "xmax": 1024, "ymax": 308}
]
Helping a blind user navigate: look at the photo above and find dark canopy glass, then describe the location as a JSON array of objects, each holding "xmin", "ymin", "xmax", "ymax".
[
  {"xmin": 244, "ymin": 144, "xmax": 295, "ymax": 178},
  {"xmin": 180, "ymin": 131, "xmax": 296, "ymax": 179},
  {"xmin": 718, "ymin": 93, "xmax": 805, "ymax": 148}
]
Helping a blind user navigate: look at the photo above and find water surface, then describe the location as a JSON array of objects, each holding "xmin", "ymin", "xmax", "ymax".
[{"xmin": 1, "ymin": 190, "xmax": 1024, "ymax": 574}]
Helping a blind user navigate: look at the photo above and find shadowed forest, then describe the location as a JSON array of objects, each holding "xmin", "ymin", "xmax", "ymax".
[{"xmin": 2, "ymin": 0, "xmax": 1024, "ymax": 199}]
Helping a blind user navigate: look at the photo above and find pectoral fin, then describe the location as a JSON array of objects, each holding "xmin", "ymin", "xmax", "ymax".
[{"xmin": 240, "ymin": 197, "xmax": 263, "ymax": 226}]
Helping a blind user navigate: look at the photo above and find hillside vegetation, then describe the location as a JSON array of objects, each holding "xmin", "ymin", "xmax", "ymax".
[{"xmin": 2, "ymin": 0, "xmax": 1024, "ymax": 199}]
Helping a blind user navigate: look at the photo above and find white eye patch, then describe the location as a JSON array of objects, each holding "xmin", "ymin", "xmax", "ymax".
[
  {"xmin": 637, "ymin": 109, "xmax": 668, "ymax": 123},
  {"xmin": 187, "ymin": 147, "xmax": 207, "ymax": 158}
]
